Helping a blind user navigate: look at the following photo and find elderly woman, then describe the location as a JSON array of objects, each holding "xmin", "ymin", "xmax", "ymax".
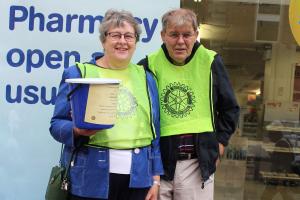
[{"xmin": 50, "ymin": 10, "xmax": 163, "ymax": 200}]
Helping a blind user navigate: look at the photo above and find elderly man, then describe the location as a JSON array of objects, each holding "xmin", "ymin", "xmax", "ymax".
[{"xmin": 138, "ymin": 8, "xmax": 240, "ymax": 200}]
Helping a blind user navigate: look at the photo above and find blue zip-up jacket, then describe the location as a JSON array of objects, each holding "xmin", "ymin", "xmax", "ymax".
[{"xmin": 50, "ymin": 55, "xmax": 164, "ymax": 199}]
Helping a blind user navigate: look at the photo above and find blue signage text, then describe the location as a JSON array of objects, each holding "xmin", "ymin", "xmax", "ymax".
[
  {"xmin": 6, "ymin": 84, "xmax": 58, "ymax": 105},
  {"xmin": 7, "ymin": 48, "xmax": 80, "ymax": 73},
  {"xmin": 9, "ymin": 5, "xmax": 158, "ymax": 43}
]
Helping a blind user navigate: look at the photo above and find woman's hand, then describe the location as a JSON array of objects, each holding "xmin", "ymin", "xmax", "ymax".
[
  {"xmin": 145, "ymin": 176, "xmax": 160, "ymax": 200},
  {"xmin": 73, "ymin": 127, "xmax": 98, "ymax": 137},
  {"xmin": 145, "ymin": 184, "xmax": 159, "ymax": 200}
]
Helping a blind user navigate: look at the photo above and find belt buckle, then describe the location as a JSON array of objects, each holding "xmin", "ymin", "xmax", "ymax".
[{"xmin": 179, "ymin": 153, "xmax": 192, "ymax": 160}]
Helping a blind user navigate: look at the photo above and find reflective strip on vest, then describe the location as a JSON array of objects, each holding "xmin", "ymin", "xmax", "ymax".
[
  {"xmin": 76, "ymin": 62, "xmax": 154, "ymax": 149},
  {"xmin": 148, "ymin": 45, "xmax": 216, "ymax": 137}
]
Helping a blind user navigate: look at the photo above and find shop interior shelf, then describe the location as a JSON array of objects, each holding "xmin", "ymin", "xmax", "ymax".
[
  {"xmin": 260, "ymin": 171, "xmax": 300, "ymax": 181},
  {"xmin": 262, "ymin": 143, "xmax": 300, "ymax": 153}
]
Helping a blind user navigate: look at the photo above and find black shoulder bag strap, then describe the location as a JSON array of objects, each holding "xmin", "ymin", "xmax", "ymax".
[{"xmin": 60, "ymin": 145, "xmax": 78, "ymax": 191}]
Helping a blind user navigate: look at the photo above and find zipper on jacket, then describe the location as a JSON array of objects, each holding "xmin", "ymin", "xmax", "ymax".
[{"xmin": 144, "ymin": 69, "xmax": 156, "ymax": 140}]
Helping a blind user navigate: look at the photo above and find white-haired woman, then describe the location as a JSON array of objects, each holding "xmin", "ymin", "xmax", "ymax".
[{"xmin": 50, "ymin": 9, "xmax": 163, "ymax": 200}]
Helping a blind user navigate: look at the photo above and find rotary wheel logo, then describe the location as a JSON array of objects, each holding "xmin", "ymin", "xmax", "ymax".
[
  {"xmin": 117, "ymin": 86, "xmax": 137, "ymax": 118},
  {"xmin": 161, "ymin": 82, "xmax": 195, "ymax": 118}
]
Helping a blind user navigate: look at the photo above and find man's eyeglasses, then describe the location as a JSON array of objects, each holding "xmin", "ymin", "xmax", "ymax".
[
  {"xmin": 106, "ymin": 32, "xmax": 136, "ymax": 42},
  {"xmin": 167, "ymin": 32, "xmax": 195, "ymax": 40}
]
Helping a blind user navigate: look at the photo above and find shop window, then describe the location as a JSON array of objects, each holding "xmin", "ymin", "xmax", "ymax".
[{"xmin": 293, "ymin": 64, "xmax": 300, "ymax": 102}]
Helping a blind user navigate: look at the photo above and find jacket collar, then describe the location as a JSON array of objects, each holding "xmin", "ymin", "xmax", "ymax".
[{"xmin": 90, "ymin": 52, "xmax": 104, "ymax": 64}]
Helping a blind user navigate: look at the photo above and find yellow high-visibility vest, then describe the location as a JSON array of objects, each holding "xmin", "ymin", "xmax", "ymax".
[
  {"xmin": 77, "ymin": 62, "xmax": 154, "ymax": 149},
  {"xmin": 147, "ymin": 45, "xmax": 216, "ymax": 136}
]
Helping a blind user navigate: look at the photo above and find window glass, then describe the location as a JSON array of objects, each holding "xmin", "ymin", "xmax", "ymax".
[{"xmin": 181, "ymin": 0, "xmax": 300, "ymax": 199}]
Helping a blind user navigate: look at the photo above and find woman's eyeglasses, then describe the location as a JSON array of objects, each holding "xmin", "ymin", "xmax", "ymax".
[{"xmin": 106, "ymin": 32, "xmax": 136, "ymax": 42}]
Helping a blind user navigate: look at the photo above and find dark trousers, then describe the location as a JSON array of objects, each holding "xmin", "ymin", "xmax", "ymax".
[{"xmin": 69, "ymin": 173, "xmax": 149, "ymax": 200}]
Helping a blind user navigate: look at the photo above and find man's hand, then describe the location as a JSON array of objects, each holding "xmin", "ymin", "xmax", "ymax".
[
  {"xmin": 216, "ymin": 143, "xmax": 225, "ymax": 167},
  {"xmin": 73, "ymin": 127, "xmax": 98, "ymax": 137},
  {"xmin": 218, "ymin": 143, "xmax": 225, "ymax": 156}
]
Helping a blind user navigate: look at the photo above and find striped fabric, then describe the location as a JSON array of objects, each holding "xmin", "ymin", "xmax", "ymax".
[{"xmin": 178, "ymin": 134, "xmax": 195, "ymax": 154}]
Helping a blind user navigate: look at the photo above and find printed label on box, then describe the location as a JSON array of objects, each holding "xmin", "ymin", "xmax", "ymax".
[{"xmin": 85, "ymin": 84, "xmax": 119, "ymax": 125}]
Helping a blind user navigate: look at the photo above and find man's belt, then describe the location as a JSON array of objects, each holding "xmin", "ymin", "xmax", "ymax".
[{"xmin": 177, "ymin": 153, "xmax": 197, "ymax": 160}]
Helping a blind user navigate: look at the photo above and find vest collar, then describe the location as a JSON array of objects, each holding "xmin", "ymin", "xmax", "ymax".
[{"xmin": 161, "ymin": 41, "xmax": 201, "ymax": 66}]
